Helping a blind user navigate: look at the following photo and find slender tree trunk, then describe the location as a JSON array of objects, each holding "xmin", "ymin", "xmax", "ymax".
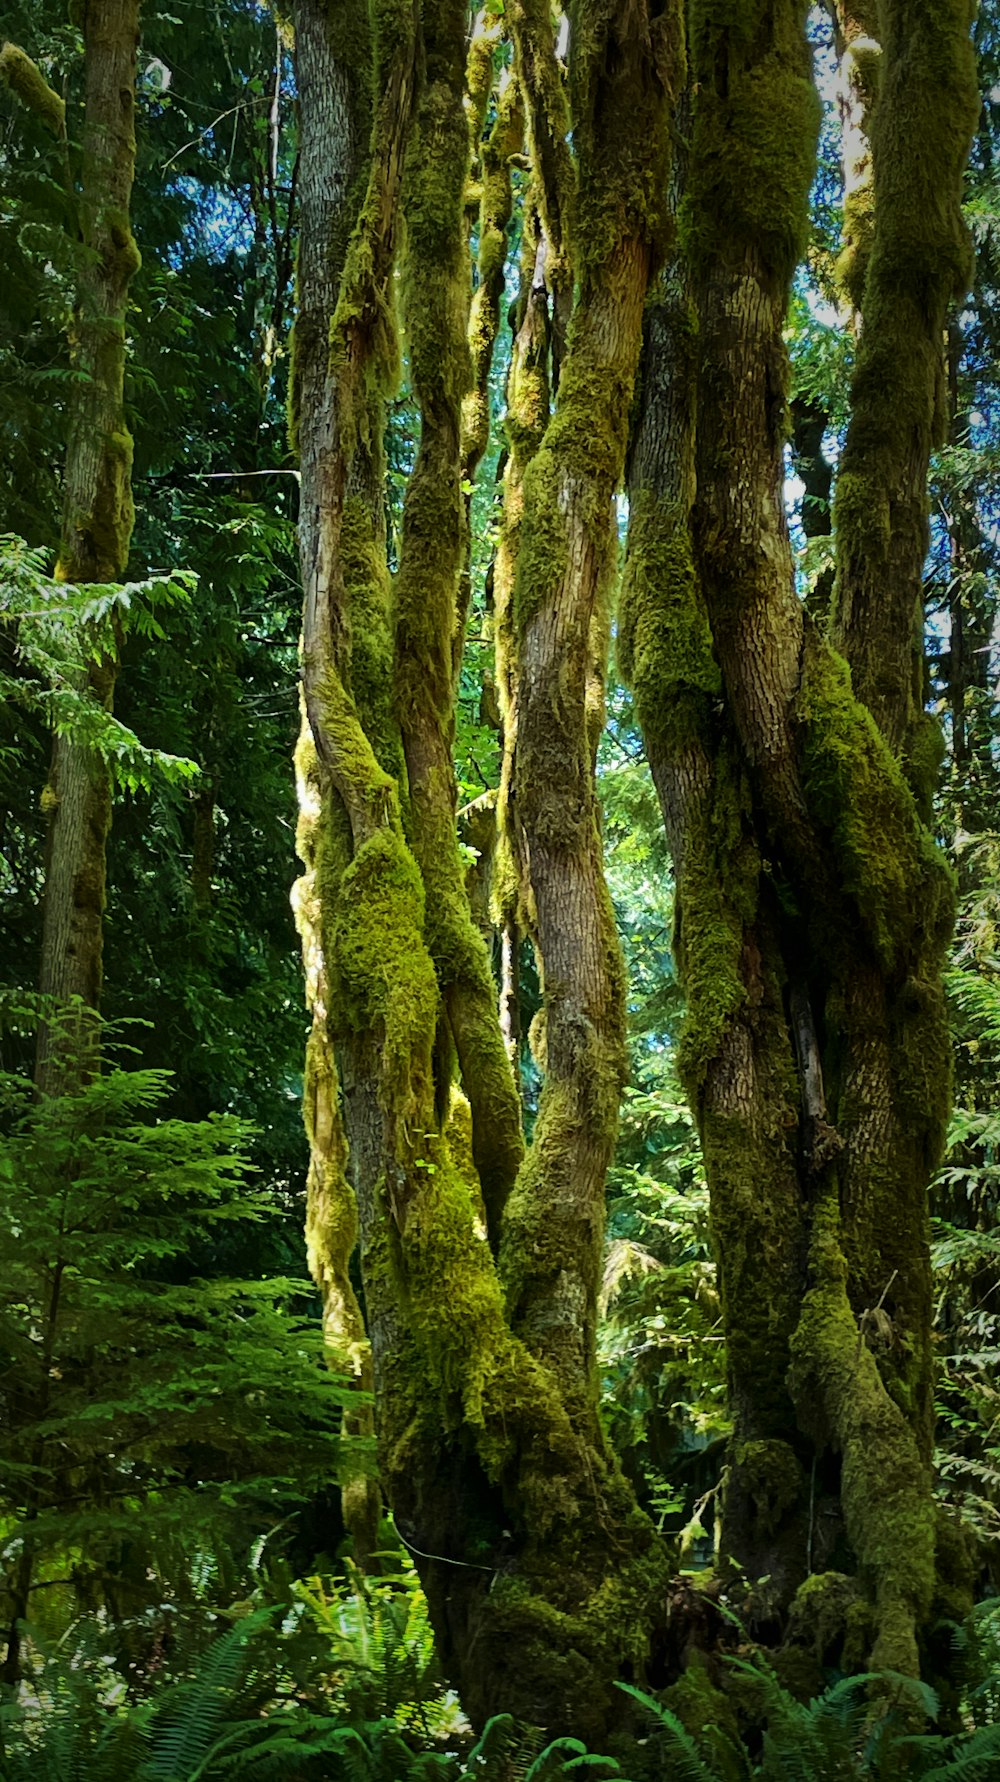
[
  {"xmin": 290, "ymin": 0, "xmax": 382, "ymax": 1569},
  {"xmin": 34, "ymin": 0, "xmax": 141, "ymax": 1094},
  {"xmin": 1, "ymin": 16, "xmax": 140, "ymax": 1674}
]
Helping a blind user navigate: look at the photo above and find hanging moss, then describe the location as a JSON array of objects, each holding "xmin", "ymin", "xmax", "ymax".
[{"xmin": 0, "ymin": 42, "xmax": 65, "ymax": 136}]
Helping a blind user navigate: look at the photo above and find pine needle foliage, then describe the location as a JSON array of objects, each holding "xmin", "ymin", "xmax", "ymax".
[{"xmin": 0, "ymin": 1040, "xmax": 364, "ymax": 1639}]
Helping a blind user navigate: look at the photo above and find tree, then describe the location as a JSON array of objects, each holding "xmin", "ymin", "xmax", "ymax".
[
  {"xmin": 291, "ymin": 0, "xmax": 983, "ymax": 1732},
  {"xmin": 1, "ymin": 0, "xmax": 994, "ymax": 1751},
  {"xmin": 0, "ymin": 1049, "xmax": 355, "ymax": 1679},
  {"xmin": 2, "ymin": 0, "xmax": 142, "ymax": 1089},
  {"xmin": 621, "ymin": 0, "xmax": 978, "ymax": 1676},
  {"xmin": 291, "ymin": 0, "xmax": 682, "ymax": 1738}
]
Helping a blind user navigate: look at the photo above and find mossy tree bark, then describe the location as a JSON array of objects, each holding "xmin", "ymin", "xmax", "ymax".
[
  {"xmin": 32, "ymin": 0, "xmax": 141, "ymax": 1094},
  {"xmin": 293, "ymin": 0, "xmax": 683, "ymax": 1737},
  {"xmin": 290, "ymin": 0, "xmax": 382, "ymax": 1571},
  {"xmin": 623, "ymin": 0, "xmax": 977, "ymax": 1677},
  {"xmin": 1, "ymin": 0, "xmax": 141, "ymax": 1684}
]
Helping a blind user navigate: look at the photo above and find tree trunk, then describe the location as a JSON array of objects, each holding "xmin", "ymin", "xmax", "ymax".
[
  {"xmin": 290, "ymin": 0, "xmax": 381, "ymax": 1570},
  {"xmin": 293, "ymin": 0, "xmax": 683, "ymax": 1737},
  {"xmin": 623, "ymin": 0, "xmax": 977, "ymax": 1678},
  {"xmin": 35, "ymin": 0, "xmax": 141, "ymax": 1094}
]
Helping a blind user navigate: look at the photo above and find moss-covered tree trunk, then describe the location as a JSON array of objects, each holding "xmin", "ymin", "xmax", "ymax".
[
  {"xmin": 1, "ymin": 0, "xmax": 140, "ymax": 1682},
  {"xmin": 293, "ymin": 0, "xmax": 683, "ymax": 1737},
  {"xmin": 623, "ymin": 0, "xmax": 977, "ymax": 1678},
  {"xmin": 32, "ymin": 0, "xmax": 141, "ymax": 1093},
  {"xmin": 290, "ymin": 0, "xmax": 382, "ymax": 1570}
]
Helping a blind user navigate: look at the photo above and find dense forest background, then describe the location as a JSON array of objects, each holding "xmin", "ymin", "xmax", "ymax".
[{"xmin": 4, "ymin": 0, "xmax": 1000, "ymax": 1776}]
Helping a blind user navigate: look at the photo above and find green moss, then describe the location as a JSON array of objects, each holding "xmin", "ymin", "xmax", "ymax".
[
  {"xmin": 399, "ymin": 0, "xmax": 472, "ymax": 420},
  {"xmin": 464, "ymin": 20, "xmax": 496, "ymax": 145},
  {"xmin": 660, "ymin": 1661, "xmax": 738, "ymax": 1742},
  {"xmin": 569, "ymin": 0, "xmax": 680, "ymax": 279},
  {"xmin": 788, "ymin": 1195, "xmax": 935, "ymax": 1676},
  {"xmin": 795, "ymin": 633, "xmax": 954, "ymax": 975},
  {"xmin": 833, "ymin": 25, "xmax": 881, "ymax": 316},
  {"xmin": 462, "ymin": 75, "xmax": 523, "ymax": 474},
  {"xmin": 104, "ymin": 208, "xmax": 142, "ymax": 282},
  {"xmin": 508, "ymin": 0, "xmax": 576, "ymax": 285},
  {"xmin": 332, "ymin": 827, "xmax": 439, "ymax": 1119},
  {"xmin": 930, "ymin": 1506, "xmax": 976, "ymax": 1628},
  {"xmin": 619, "ymin": 490, "xmax": 721, "ymax": 753},
  {"xmin": 733, "ymin": 1440, "xmax": 804, "ymax": 1540},
  {"xmin": 393, "ymin": 0, "xmax": 470, "ymax": 722},
  {"xmin": 90, "ymin": 427, "xmax": 135, "ymax": 581},
  {"xmin": 674, "ymin": 749, "xmax": 758, "ymax": 1093},
  {"xmin": 326, "ymin": 0, "xmax": 417, "ymax": 445},
  {"xmin": 341, "ymin": 494, "xmax": 404, "ymax": 782},
  {"xmin": 787, "ymin": 1571, "xmax": 874, "ymax": 1676},
  {"xmin": 832, "ymin": 0, "xmax": 977, "ymax": 738},
  {"xmin": 701, "ymin": 1091, "xmax": 802, "ymax": 1452},
  {"xmin": 287, "ymin": 0, "xmax": 373, "ymax": 454},
  {"xmin": 904, "ymin": 710, "xmax": 947, "ymax": 828},
  {"xmin": 0, "ymin": 42, "xmax": 65, "ymax": 135},
  {"xmin": 683, "ymin": 3, "xmax": 819, "ymax": 288}
]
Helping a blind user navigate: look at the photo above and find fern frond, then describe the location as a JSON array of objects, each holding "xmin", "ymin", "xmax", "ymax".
[
  {"xmin": 911, "ymin": 1722, "xmax": 1000, "ymax": 1781},
  {"xmin": 614, "ymin": 1683, "xmax": 720, "ymax": 1782},
  {"xmin": 142, "ymin": 1609, "xmax": 274, "ymax": 1780}
]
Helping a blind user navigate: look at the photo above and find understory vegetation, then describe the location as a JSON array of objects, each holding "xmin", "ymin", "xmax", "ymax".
[{"xmin": 3, "ymin": 0, "xmax": 1000, "ymax": 1771}]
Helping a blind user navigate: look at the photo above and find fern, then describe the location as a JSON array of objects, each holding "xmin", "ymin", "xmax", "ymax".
[
  {"xmin": 0, "ymin": 533, "xmax": 199, "ymax": 791},
  {"xmin": 140, "ymin": 1610, "xmax": 276, "ymax": 1780},
  {"xmin": 616, "ymin": 1681, "xmax": 736, "ymax": 1782}
]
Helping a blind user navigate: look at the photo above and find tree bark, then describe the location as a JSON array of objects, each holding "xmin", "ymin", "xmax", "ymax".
[
  {"xmin": 35, "ymin": 0, "xmax": 141, "ymax": 1094},
  {"xmin": 290, "ymin": 0, "xmax": 382, "ymax": 1570},
  {"xmin": 623, "ymin": 0, "xmax": 977, "ymax": 1678},
  {"xmin": 293, "ymin": 0, "xmax": 682, "ymax": 1736}
]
